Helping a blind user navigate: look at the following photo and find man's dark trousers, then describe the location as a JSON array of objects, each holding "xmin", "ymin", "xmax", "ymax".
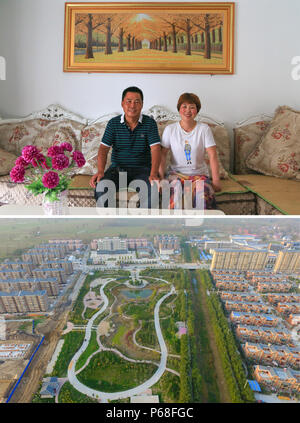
[{"xmin": 94, "ymin": 166, "xmax": 158, "ymax": 208}]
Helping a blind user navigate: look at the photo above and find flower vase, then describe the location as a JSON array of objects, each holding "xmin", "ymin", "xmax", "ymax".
[{"xmin": 42, "ymin": 190, "xmax": 68, "ymax": 215}]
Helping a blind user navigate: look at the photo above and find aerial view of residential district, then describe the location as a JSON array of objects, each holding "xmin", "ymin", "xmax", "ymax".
[{"xmin": 0, "ymin": 218, "xmax": 299, "ymax": 404}]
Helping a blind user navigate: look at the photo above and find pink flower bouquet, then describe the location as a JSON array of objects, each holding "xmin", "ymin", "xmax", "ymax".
[{"xmin": 10, "ymin": 143, "xmax": 86, "ymax": 202}]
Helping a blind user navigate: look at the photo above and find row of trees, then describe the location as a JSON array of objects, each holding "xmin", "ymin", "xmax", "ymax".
[
  {"xmin": 189, "ymin": 270, "xmax": 221, "ymax": 402},
  {"xmin": 200, "ymin": 270, "xmax": 255, "ymax": 403},
  {"xmin": 75, "ymin": 12, "xmax": 223, "ymax": 59}
]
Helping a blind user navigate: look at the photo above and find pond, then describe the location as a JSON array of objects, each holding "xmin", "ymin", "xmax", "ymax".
[{"xmin": 121, "ymin": 289, "xmax": 153, "ymax": 299}]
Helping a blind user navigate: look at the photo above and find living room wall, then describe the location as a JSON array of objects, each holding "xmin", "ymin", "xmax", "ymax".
[{"xmin": 0, "ymin": 0, "xmax": 299, "ymax": 128}]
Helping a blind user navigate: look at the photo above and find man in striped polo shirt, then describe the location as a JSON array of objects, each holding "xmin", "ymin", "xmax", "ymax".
[{"xmin": 90, "ymin": 86, "xmax": 161, "ymax": 208}]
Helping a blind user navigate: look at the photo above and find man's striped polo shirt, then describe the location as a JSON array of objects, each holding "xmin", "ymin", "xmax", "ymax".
[{"xmin": 101, "ymin": 114, "xmax": 161, "ymax": 168}]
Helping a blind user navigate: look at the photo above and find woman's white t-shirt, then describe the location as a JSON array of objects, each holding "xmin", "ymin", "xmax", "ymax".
[{"xmin": 161, "ymin": 122, "xmax": 216, "ymax": 176}]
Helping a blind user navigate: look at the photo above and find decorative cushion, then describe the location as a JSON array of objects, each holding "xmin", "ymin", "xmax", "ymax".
[
  {"xmin": 78, "ymin": 120, "xmax": 108, "ymax": 175},
  {"xmin": 0, "ymin": 118, "xmax": 84, "ymax": 154},
  {"xmin": 0, "ymin": 118, "xmax": 85, "ymax": 177},
  {"xmin": 0, "ymin": 119, "xmax": 41, "ymax": 155},
  {"xmin": 204, "ymin": 149, "xmax": 229, "ymax": 180},
  {"xmin": 234, "ymin": 120, "xmax": 270, "ymax": 174},
  {"xmin": 207, "ymin": 123, "xmax": 231, "ymax": 172},
  {"xmin": 0, "ymin": 148, "xmax": 18, "ymax": 176},
  {"xmin": 246, "ymin": 106, "xmax": 300, "ymax": 180}
]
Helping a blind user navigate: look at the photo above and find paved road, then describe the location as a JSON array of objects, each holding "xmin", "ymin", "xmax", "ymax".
[{"xmin": 68, "ymin": 279, "xmax": 175, "ymax": 401}]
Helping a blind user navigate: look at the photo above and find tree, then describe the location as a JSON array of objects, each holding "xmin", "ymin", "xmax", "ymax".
[
  {"xmin": 75, "ymin": 13, "xmax": 105, "ymax": 59},
  {"xmin": 191, "ymin": 13, "xmax": 223, "ymax": 59}
]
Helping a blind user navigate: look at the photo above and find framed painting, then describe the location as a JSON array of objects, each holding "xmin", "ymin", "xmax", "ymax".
[{"xmin": 64, "ymin": 2, "xmax": 235, "ymax": 74}]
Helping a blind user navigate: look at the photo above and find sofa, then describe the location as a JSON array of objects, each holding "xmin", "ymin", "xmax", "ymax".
[{"xmin": 0, "ymin": 104, "xmax": 299, "ymax": 215}]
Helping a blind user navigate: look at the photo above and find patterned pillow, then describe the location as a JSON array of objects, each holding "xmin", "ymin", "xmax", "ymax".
[
  {"xmin": 0, "ymin": 119, "xmax": 41, "ymax": 155},
  {"xmin": 207, "ymin": 123, "xmax": 231, "ymax": 172},
  {"xmin": 0, "ymin": 118, "xmax": 84, "ymax": 157},
  {"xmin": 0, "ymin": 148, "xmax": 18, "ymax": 176},
  {"xmin": 246, "ymin": 106, "xmax": 300, "ymax": 180},
  {"xmin": 78, "ymin": 121, "xmax": 108, "ymax": 175},
  {"xmin": 234, "ymin": 120, "xmax": 270, "ymax": 174}
]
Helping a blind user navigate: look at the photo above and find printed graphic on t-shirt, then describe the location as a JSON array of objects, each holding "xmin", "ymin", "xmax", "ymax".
[{"xmin": 184, "ymin": 140, "xmax": 192, "ymax": 164}]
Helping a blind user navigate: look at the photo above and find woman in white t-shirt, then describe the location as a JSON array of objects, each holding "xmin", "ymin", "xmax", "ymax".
[{"xmin": 159, "ymin": 93, "xmax": 221, "ymax": 209}]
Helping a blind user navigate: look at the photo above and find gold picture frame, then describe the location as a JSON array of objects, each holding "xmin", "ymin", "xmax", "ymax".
[{"xmin": 64, "ymin": 2, "xmax": 235, "ymax": 74}]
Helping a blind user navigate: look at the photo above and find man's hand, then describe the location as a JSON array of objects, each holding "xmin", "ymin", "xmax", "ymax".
[
  {"xmin": 149, "ymin": 173, "xmax": 160, "ymax": 188},
  {"xmin": 89, "ymin": 171, "xmax": 104, "ymax": 188}
]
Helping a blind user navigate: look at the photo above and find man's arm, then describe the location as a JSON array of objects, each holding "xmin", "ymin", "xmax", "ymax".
[
  {"xmin": 149, "ymin": 144, "xmax": 161, "ymax": 182},
  {"xmin": 89, "ymin": 144, "xmax": 110, "ymax": 188},
  {"xmin": 158, "ymin": 146, "xmax": 169, "ymax": 179},
  {"xmin": 206, "ymin": 146, "xmax": 221, "ymax": 192}
]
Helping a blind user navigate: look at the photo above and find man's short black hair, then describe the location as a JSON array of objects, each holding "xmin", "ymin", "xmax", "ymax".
[{"xmin": 122, "ymin": 86, "xmax": 144, "ymax": 102}]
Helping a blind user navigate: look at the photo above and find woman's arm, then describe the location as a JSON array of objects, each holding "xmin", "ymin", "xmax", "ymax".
[
  {"xmin": 206, "ymin": 146, "xmax": 221, "ymax": 192},
  {"xmin": 158, "ymin": 147, "xmax": 169, "ymax": 179},
  {"xmin": 149, "ymin": 144, "xmax": 161, "ymax": 182}
]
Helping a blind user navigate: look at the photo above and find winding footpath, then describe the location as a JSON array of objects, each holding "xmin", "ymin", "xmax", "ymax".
[{"xmin": 67, "ymin": 279, "xmax": 175, "ymax": 401}]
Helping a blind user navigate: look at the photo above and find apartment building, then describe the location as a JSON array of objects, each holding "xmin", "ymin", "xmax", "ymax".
[
  {"xmin": 95, "ymin": 237, "xmax": 127, "ymax": 252},
  {"xmin": 243, "ymin": 342, "xmax": 300, "ymax": 368},
  {"xmin": 153, "ymin": 235, "xmax": 180, "ymax": 254},
  {"xmin": 273, "ymin": 250, "xmax": 300, "ymax": 273},
  {"xmin": 128, "ymin": 238, "xmax": 148, "ymax": 249},
  {"xmin": 32, "ymin": 267, "xmax": 66, "ymax": 283},
  {"xmin": 267, "ymin": 294, "xmax": 300, "ymax": 304},
  {"xmin": 0, "ymin": 260, "xmax": 34, "ymax": 273},
  {"xmin": 254, "ymin": 365, "xmax": 300, "ymax": 393},
  {"xmin": 230, "ymin": 312, "xmax": 279, "ymax": 327},
  {"xmin": 213, "ymin": 274, "xmax": 245, "ymax": 282},
  {"xmin": 247, "ymin": 274, "xmax": 287, "ymax": 284},
  {"xmin": 215, "ymin": 280, "xmax": 250, "ymax": 292},
  {"xmin": 0, "ymin": 269, "xmax": 30, "ymax": 281},
  {"xmin": 48, "ymin": 239, "xmax": 83, "ymax": 251},
  {"xmin": 210, "ymin": 249, "xmax": 269, "ymax": 271},
  {"xmin": 224, "ymin": 300, "xmax": 271, "ymax": 314},
  {"xmin": 288, "ymin": 315, "xmax": 300, "ymax": 326},
  {"xmin": 220, "ymin": 292, "xmax": 261, "ymax": 303},
  {"xmin": 256, "ymin": 281, "xmax": 293, "ymax": 293},
  {"xmin": 277, "ymin": 303, "xmax": 300, "ymax": 315},
  {"xmin": 44, "ymin": 260, "xmax": 73, "ymax": 274},
  {"xmin": 212, "ymin": 270, "xmax": 245, "ymax": 276},
  {"xmin": 0, "ymin": 278, "xmax": 59, "ymax": 297},
  {"xmin": 0, "ymin": 290, "xmax": 49, "ymax": 313},
  {"xmin": 236, "ymin": 325, "xmax": 293, "ymax": 346}
]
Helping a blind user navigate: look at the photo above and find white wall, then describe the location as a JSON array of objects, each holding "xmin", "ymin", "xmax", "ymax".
[{"xmin": 0, "ymin": 0, "xmax": 300, "ymax": 128}]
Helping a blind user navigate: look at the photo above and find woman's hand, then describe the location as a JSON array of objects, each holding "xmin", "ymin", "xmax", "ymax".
[{"xmin": 212, "ymin": 179, "xmax": 222, "ymax": 192}]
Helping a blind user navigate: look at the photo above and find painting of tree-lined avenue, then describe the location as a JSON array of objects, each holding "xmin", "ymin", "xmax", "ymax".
[{"xmin": 68, "ymin": 5, "xmax": 234, "ymax": 74}]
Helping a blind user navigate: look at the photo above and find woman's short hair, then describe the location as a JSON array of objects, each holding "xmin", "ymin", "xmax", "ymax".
[{"xmin": 177, "ymin": 93, "xmax": 201, "ymax": 113}]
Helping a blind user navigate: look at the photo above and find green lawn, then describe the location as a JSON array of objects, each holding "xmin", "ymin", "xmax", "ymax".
[
  {"xmin": 51, "ymin": 331, "xmax": 85, "ymax": 378},
  {"xmin": 77, "ymin": 351, "xmax": 157, "ymax": 392},
  {"xmin": 112, "ymin": 325, "xmax": 127, "ymax": 346}
]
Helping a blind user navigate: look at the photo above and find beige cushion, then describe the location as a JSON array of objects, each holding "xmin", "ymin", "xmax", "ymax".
[
  {"xmin": 0, "ymin": 148, "xmax": 18, "ymax": 176},
  {"xmin": 234, "ymin": 120, "xmax": 270, "ymax": 174},
  {"xmin": 78, "ymin": 121, "xmax": 108, "ymax": 175},
  {"xmin": 0, "ymin": 118, "xmax": 85, "ymax": 178},
  {"xmin": 0, "ymin": 119, "xmax": 41, "ymax": 155},
  {"xmin": 0, "ymin": 118, "xmax": 84, "ymax": 157},
  {"xmin": 208, "ymin": 123, "xmax": 231, "ymax": 172},
  {"xmin": 246, "ymin": 106, "xmax": 300, "ymax": 180}
]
